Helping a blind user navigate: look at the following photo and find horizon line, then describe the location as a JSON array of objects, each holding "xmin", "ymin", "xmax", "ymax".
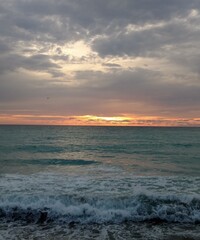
[{"xmin": 0, "ymin": 124, "xmax": 199, "ymax": 128}]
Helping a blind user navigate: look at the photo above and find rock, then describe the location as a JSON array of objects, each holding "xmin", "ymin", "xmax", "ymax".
[
  {"xmin": 37, "ymin": 211, "xmax": 48, "ymax": 224},
  {"xmin": 68, "ymin": 221, "xmax": 76, "ymax": 228}
]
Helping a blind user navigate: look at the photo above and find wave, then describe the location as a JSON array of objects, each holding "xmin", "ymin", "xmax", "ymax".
[
  {"xmin": 0, "ymin": 194, "xmax": 200, "ymax": 225},
  {"xmin": 1, "ymin": 159, "xmax": 98, "ymax": 166},
  {"xmin": 16, "ymin": 145, "xmax": 65, "ymax": 153},
  {"xmin": 22, "ymin": 159, "xmax": 98, "ymax": 166}
]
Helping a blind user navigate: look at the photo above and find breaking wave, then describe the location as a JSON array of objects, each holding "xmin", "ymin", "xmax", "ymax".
[{"xmin": 0, "ymin": 194, "xmax": 200, "ymax": 225}]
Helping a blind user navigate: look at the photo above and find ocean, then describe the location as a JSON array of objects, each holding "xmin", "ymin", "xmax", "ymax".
[{"xmin": 0, "ymin": 125, "xmax": 200, "ymax": 239}]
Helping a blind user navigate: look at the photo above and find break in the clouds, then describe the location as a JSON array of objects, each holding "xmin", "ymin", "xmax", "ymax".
[{"xmin": 0, "ymin": 0, "xmax": 200, "ymax": 125}]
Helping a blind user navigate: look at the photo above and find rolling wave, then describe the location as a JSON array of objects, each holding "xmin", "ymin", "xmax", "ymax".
[{"xmin": 0, "ymin": 194, "xmax": 200, "ymax": 224}]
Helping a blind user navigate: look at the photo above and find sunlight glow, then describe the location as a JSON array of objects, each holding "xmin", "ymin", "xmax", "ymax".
[
  {"xmin": 0, "ymin": 114, "xmax": 200, "ymax": 127},
  {"xmin": 82, "ymin": 115, "xmax": 132, "ymax": 122}
]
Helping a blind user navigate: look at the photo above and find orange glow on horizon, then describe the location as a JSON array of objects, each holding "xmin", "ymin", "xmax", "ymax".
[{"xmin": 0, "ymin": 114, "xmax": 200, "ymax": 127}]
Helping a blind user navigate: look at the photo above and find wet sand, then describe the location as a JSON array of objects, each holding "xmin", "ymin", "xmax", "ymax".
[{"xmin": 1, "ymin": 222, "xmax": 200, "ymax": 240}]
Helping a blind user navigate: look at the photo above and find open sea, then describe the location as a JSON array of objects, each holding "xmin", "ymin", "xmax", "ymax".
[{"xmin": 0, "ymin": 125, "xmax": 200, "ymax": 240}]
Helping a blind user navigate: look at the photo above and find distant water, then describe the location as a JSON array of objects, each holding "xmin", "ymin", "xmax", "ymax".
[{"xmin": 0, "ymin": 126, "xmax": 200, "ymax": 240}]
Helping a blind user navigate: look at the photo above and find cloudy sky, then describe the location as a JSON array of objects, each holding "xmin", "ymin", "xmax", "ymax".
[{"xmin": 0, "ymin": 0, "xmax": 200, "ymax": 126}]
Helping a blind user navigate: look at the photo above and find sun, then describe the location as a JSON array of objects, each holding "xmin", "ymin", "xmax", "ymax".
[{"xmin": 80, "ymin": 115, "xmax": 132, "ymax": 125}]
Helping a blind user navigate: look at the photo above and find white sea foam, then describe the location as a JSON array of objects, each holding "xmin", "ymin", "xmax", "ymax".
[
  {"xmin": 0, "ymin": 193, "xmax": 200, "ymax": 224},
  {"xmin": 0, "ymin": 172, "xmax": 200, "ymax": 224}
]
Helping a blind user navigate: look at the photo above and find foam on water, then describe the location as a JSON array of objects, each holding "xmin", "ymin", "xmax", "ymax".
[
  {"xmin": 0, "ymin": 193, "xmax": 200, "ymax": 225},
  {"xmin": 0, "ymin": 172, "xmax": 200, "ymax": 225}
]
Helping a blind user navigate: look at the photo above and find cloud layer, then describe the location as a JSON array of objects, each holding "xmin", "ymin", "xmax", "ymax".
[{"xmin": 0, "ymin": 0, "xmax": 200, "ymax": 125}]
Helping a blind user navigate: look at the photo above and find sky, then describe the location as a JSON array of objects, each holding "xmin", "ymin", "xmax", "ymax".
[{"xmin": 0, "ymin": 0, "xmax": 200, "ymax": 126}]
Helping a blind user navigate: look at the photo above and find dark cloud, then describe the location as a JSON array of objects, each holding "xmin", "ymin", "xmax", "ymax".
[
  {"xmin": 92, "ymin": 21, "xmax": 200, "ymax": 57},
  {"xmin": 0, "ymin": 40, "xmax": 11, "ymax": 54},
  {"xmin": 0, "ymin": 67, "xmax": 200, "ymax": 117},
  {"xmin": 0, "ymin": 53, "xmax": 63, "ymax": 77},
  {"xmin": 170, "ymin": 51, "xmax": 200, "ymax": 75},
  {"xmin": 0, "ymin": 54, "xmax": 23, "ymax": 74},
  {"xmin": 14, "ymin": 0, "xmax": 200, "ymax": 27},
  {"xmin": 1, "ymin": 0, "xmax": 200, "ymax": 59},
  {"xmin": 1, "ymin": 0, "xmax": 199, "ymax": 72},
  {"xmin": 73, "ymin": 68, "xmax": 200, "ymax": 116},
  {"xmin": 0, "ymin": 0, "xmax": 200, "ymax": 120},
  {"xmin": 22, "ymin": 54, "xmax": 62, "ymax": 75},
  {"xmin": 1, "ymin": 0, "xmax": 199, "ymax": 44},
  {"xmin": 102, "ymin": 63, "xmax": 121, "ymax": 68}
]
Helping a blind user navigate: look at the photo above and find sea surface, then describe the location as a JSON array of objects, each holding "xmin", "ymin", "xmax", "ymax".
[{"xmin": 0, "ymin": 125, "xmax": 200, "ymax": 239}]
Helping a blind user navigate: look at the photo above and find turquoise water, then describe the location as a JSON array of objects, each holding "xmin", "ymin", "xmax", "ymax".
[
  {"xmin": 1, "ymin": 126, "xmax": 199, "ymax": 175},
  {"xmin": 0, "ymin": 126, "xmax": 200, "ymax": 239}
]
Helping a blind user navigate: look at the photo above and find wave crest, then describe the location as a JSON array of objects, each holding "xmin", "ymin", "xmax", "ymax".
[{"xmin": 0, "ymin": 194, "xmax": 200, "ymax": 224}]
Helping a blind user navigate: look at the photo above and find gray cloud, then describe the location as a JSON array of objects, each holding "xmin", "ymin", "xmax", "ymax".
[
  {"xmin": 92, "ymin": 20, "xmax": 200, "ymax": 57},
  {"xmin": 1, "ymin": 0, "xmax": 200, "ymax": 59},
  {"xmin": 102, "ymin": 63, "xmax": 121, "ymax": 68},
  {"xmin": 0, "ymin": 53, "xmax": 63, "ymax": 77},
  {"xmin": 73, "ymin": 68, "xmax": 200, "ymax": 115},
  {"xmin": 1, "ymin": 0, "xmax": 199, "ymax": 73},
  {"xmin": 0, "ymin": 0, "xmax": 200, "ymax": 120},
  {"xmin": 22, "ymin": 54, "xmax": 63, "ymax": 76},
  {"xmin": 1, "ymin": 0, "xmax": 199, "ymax": 44},
  {"xmin": 0, "ymin": 40, "xmax": 11, "ymax": 54},
  {"xmin": 1, "ymin": 67, "xmax": 200, "ymax": 117},
  {"xmin": 14, "ymin": 0, "xmax": 199, "ymax": 27},
  {"xmin": 0, "ymin": 54, "xmax": 23, "ymax": 74}
]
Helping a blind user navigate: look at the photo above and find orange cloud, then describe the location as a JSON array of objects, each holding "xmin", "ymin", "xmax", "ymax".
[{"xmin": 0, "ymin": 114, "xmax": 200, "ymax": 127}]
